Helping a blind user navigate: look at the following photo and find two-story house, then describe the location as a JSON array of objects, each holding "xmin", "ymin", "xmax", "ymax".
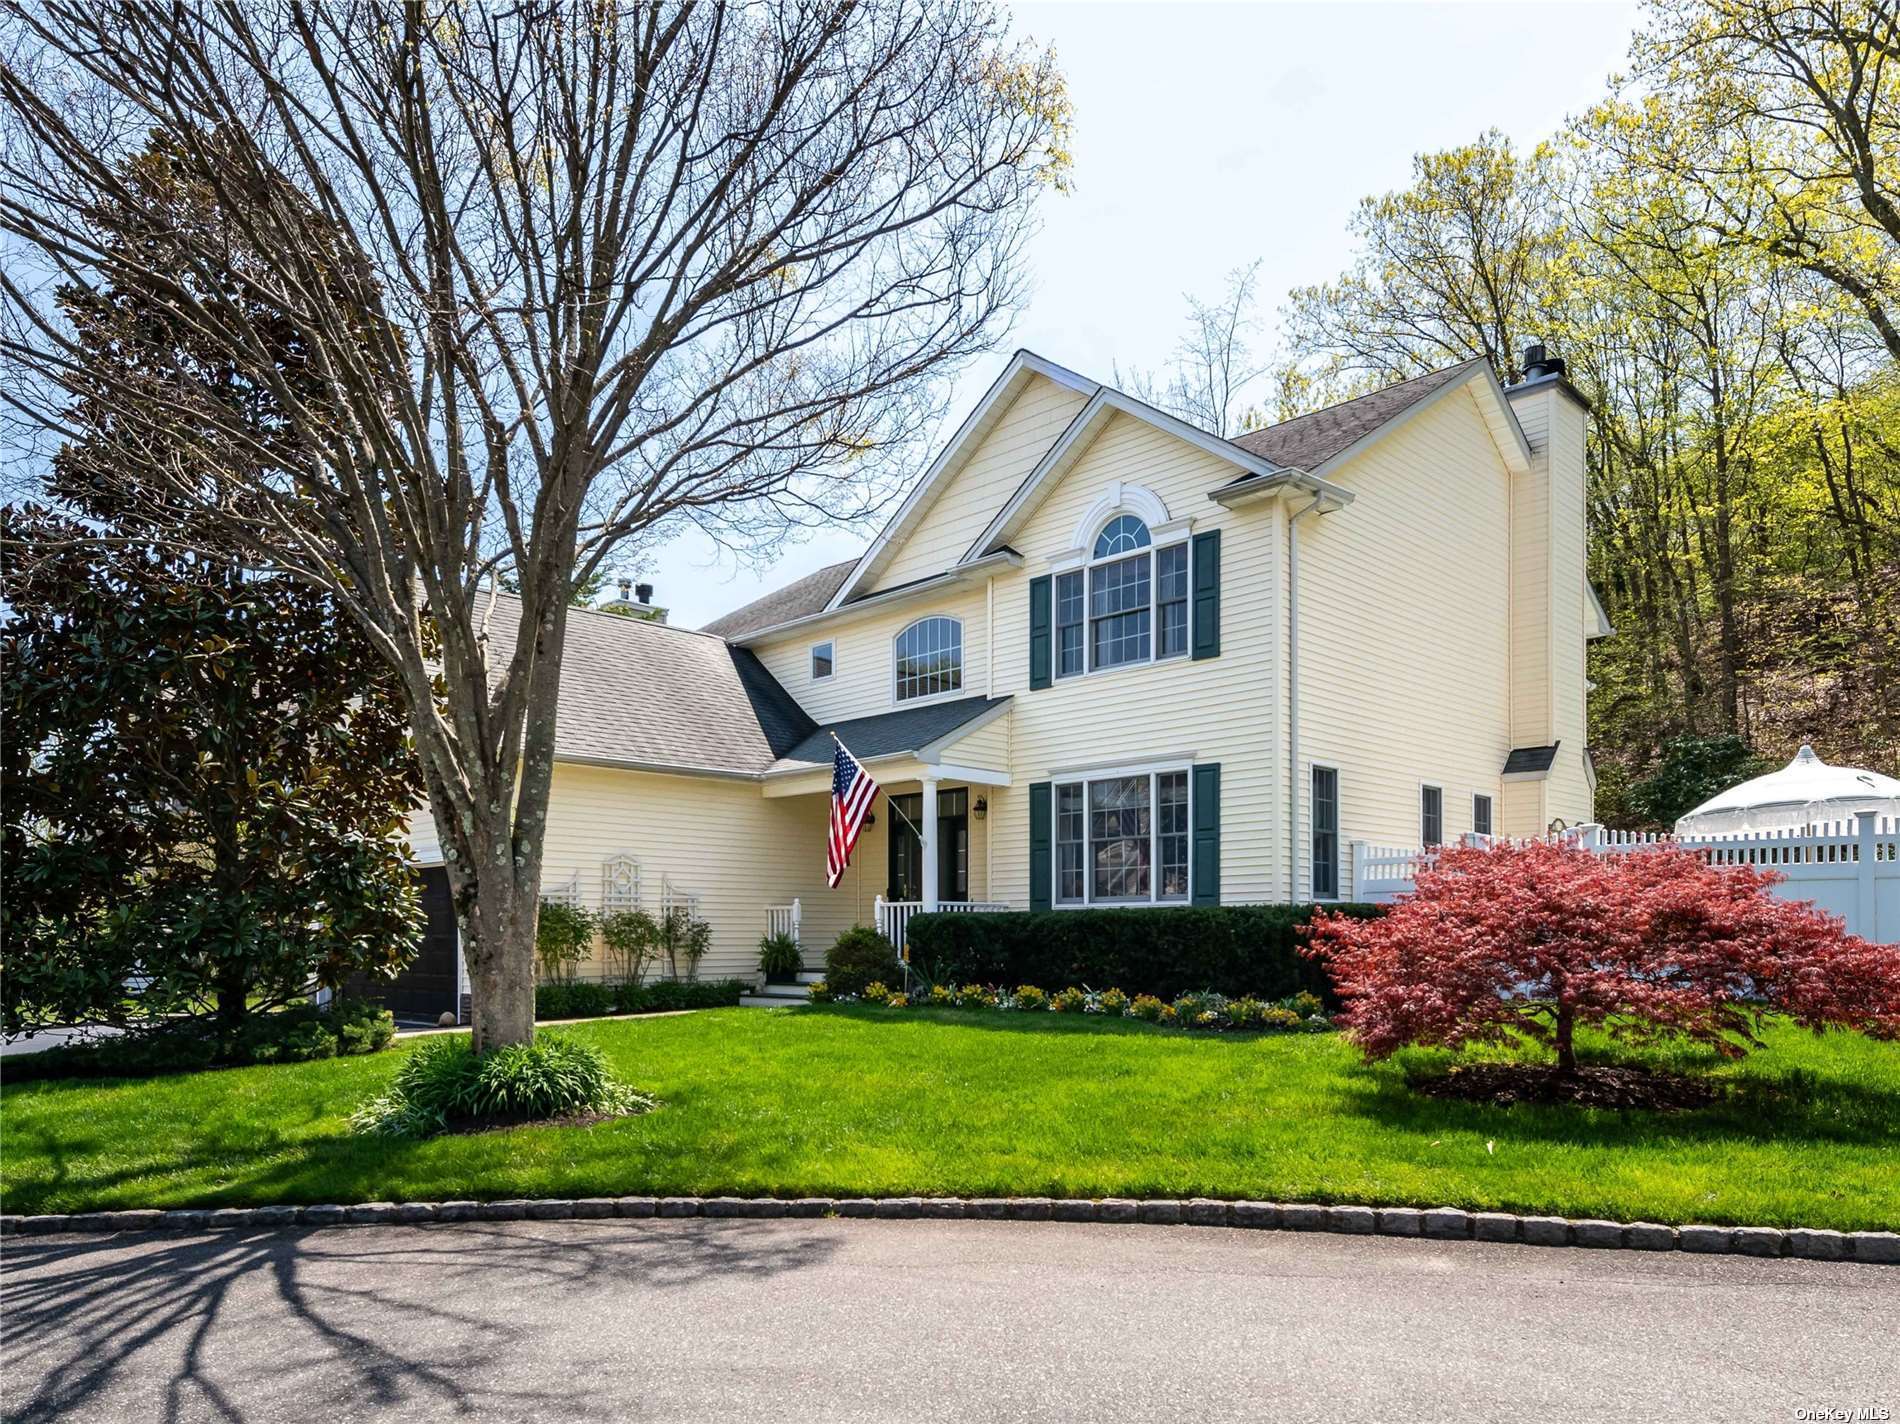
[{"xmin": 398, "ymin": 346, "xmax": 1609, "ymax": 1015}]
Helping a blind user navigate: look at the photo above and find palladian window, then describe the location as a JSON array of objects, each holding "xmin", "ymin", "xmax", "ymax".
[{"xmin": 1056, "ymin": 516, "xmax": 1190, "ymax": 677}]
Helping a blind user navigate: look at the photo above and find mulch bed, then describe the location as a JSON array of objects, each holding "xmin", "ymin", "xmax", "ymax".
[{"xmin": 1412, "ymin": 1062, "xmax": 1720, "ymax": 1112}]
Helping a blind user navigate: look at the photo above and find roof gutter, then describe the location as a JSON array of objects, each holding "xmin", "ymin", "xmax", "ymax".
[
  {"xmin": 1209, "ymin": 467, "xmax": 1354, "ymax": 511},
  {"xmin": 727, "ymin": 550, "xmax": 1022, "ymax": 646}
]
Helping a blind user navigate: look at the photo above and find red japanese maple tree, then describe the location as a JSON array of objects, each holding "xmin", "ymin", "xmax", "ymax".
[{"xmin": 1306, "ymin": 840, "xmax": 1900, "ymax": 1074}]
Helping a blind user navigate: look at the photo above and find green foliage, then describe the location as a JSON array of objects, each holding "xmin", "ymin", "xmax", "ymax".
[
  {"xmin": 0, "ymin": 506, "xmax": 425, "ymax": 1039},
  {"xmin": 1009, "ymin": 985, "xmax": 1049, "ymax": 1012},
  {"xmin": 757, "ymin": 932, "xmax": 803, "ymax": 983},
  {"xmin": 535, "ymin": 902, "xmax": 596, "ymax": 984},
  {"xmin": 598, "ymin": 909, "xmax": 661, "ymax": 986},
  {"xmin": 1095, "ymin": 987, "xmax": 1130, "ymax": 1017},
  {"xmin": 533, "ymin": 978, "xmax": 747, "ymax": 1020},
  {"xmin": 1626, "ymin": 735, "xmax": 1773, "ymax": 829},
  {"xmin": 825, "ymin": 926, "xmax": 902, "ymax": 997},
  {"xmin": 1050, "ymin": 986, "xmax": 1087, "ymax": 1013},
  {"xmin": 862, "ymin": 981, "xmax": 893, "ymax": 1005},
  {"xmin": 924, "ymin": 985, "xmax": 956, "ymax": 1008},
  {"xmin": 1128, "ymin": 994, "xmax": 1167, "ymax": 1023},
  {"xmin": 352, "ymin": 1032, "xmax": 652, "ymax": 1137},
  {"xmin": 659, "ymin": 906, "xmax": 713, "ymax": 981},
  {"xmin": 806, "ymin": 980, "xmax": 836, "ymax": 1004},
  {"xmin": 6, "ymin": 997, "xmax": 397, "ymax": 1082},
  {"xmin": 955, "ymin": 983, "xmax": 997, "ymax": 1010},
  {"xmin": 905, "ymin": 904, "xmax": 1378, "ymax": 1006}
]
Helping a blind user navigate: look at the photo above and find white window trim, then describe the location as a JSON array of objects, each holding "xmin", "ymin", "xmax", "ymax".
[
  {"xmin": 1051, "ymin": 760, "xmax": 1194, "ymax": 909},
  {"xmin": 1420, "ymin": 781, "xmax": 1445, "ymax": 847},
  {"xmin": 1309, "ymin": 761, "xmax": 1341, "ymax": 902},
  {"xmin": 810, "ymin": 640, "xmax": 835, "ymax": 681},
  {"xmin": 890, "ymin": 615, "xmax": 965, "ymax": 706},
  {"xmin": 1054, "ymin": 516, "xmax": 1192, "ymax": 682},
  {"xmin": 1471, "ymin": 790, "xmax": 1494, "ymax": 839}
]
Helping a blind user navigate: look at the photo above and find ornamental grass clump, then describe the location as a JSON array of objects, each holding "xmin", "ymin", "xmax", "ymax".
[
  {"xmin": 1306, "ymin": 840, "xmax": 1900, "ymax": 1098},
  {"xmin": 353, "ymin": 1033, "xmax": 653, "ymax": 1138}
]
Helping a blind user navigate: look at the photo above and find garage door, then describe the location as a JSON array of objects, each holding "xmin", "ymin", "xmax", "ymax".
[{"xmin": 350, "ymin": 866, "xmax": 459, "ymax": 1022}]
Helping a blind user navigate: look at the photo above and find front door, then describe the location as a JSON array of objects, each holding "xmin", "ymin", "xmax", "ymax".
[{"xmin": 887, "ymin": 789, "xmax": 969, "ymax": 902}]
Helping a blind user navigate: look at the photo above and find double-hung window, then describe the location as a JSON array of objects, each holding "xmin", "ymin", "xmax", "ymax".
[
  {"xmin": 1421, "ymin": 784, "xmax": 1444, "ymax": 846},
  {"xmin": 1472, "ymin": 793, "xmax": 1493, "ymax": 839},
  {"xmin": 1053, "ymin": 768, "xmax": 1190, "ymax": 905},
  {"xmin": 1054, "ymin": 515, "xmax": 1190, "ymax": 678},
  {"xmin": 1311, "ymin": 766, "xmax": 1339, "ymax": 899}
]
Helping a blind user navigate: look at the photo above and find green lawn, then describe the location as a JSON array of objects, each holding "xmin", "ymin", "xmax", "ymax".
[{"xmin": 4, "ymin": 1006, "xmax": 1897, "ymax": 1228}]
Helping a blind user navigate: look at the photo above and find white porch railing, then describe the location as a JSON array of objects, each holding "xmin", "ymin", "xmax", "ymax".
[
  {"xmin": 766, "ymin": 899, "xmax": 801, "ymax": 947},
  {"xmin": 1351, "ymin": 814, "xmax": 1899, "ymax": 944},
  {"xmin": 875, "ymin": 895, "xmax": 1011, "ymax": 956}
]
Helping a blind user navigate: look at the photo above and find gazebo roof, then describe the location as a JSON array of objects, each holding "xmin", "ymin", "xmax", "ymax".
[{"xmin": 1675, "ymin": 744, "xmax": 1900, "ymax": 836}]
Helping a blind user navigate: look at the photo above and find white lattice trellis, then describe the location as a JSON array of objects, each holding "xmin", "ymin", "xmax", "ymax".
[
  {"xmin": 541, "ymin": 871, "xmax": 585, "ymax": 908},
  {"xmin": 601, "ymin": 852, "xmax": 642, "ymax": 912}
]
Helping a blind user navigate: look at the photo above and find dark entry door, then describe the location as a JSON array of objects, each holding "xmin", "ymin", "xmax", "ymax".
[
  {"xmin": 886, "ymin": 789, "xmax": 968, "ymax": 901},
  {"xmin": 350, "ymin": 866, "xmax": 459, "ymax": 1021}
]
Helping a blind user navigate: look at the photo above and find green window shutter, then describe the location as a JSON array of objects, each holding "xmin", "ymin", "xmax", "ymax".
[
  {"xmin": 1191, "ymin": 763, "xmax": 1221, "ymax": 905},
  {"xmin": 1028, "ymin": 781, "xmax": 1053, "ymax": 911},
  {"xmin": 1028, "ymin": 575, "xmax": 1052, "ymax": 690},
  {"xmin": 1191, "ymin": 529, "xmax": 1221, "ymax": 660}
]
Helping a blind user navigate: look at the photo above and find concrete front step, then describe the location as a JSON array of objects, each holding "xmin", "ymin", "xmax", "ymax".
[{"xmin": 794, "ymin": 971, "xmax": 826, "ymax": 985}]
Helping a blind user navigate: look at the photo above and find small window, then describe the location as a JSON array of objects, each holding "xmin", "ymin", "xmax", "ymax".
[
  {"xmin": 1312, "ymin": 766, "xmax": 1339, "ymax": 898},
  {"xmin": 1055, "ymin": 570, "xmax": 1085, "ymax": 678},
  {"xmin": 1156, "ymin": 543, "xmax": 1189, "ymax": 659},
  {"xmin": 810, "ymin": 641, "xmax": 834, "ymax": 680},
  {"xmin": 1421, "ymin": 785, "xmax": 1444, "ymax": 846},
  {"xmin": 1055, "ymin": 782, "xmax": 1086, "ymax": 904},
  {"xmin": 893, "ymin": 616, "xmax": 962, "ymax": 702},
  {"xmin": 1472, "ymin": 793, "xmax": 1493, "ymax": 839}
]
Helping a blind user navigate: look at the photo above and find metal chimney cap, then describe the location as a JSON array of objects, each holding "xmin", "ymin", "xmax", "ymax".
[{"xmin": 635, "ymin": 582, "xmax": 654, "ymax": 605}]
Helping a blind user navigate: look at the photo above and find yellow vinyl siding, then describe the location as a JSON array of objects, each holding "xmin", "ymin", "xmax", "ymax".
[
  {"xmin": 1297, "ymin": 386, "xmax": 1513, "ymax": 892},
  {"xmin": 867, "ymin": 375, "xmax": 1091, "ymax": 593},
  {"xmin": 984, "ymin": 410, "xmax": 1282, "ymax": 907},
  {"xmin": 750, "ymin": 585, "xmax": 989, "ymax": 724},
  {"xmin": 935, "ymin": 705, "xmax": 1010, "ymax": 774}
]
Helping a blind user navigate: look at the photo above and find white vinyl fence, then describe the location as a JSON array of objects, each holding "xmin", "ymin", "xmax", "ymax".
[{"xmin": 1352, "ymin": 813, "xmax": 1900, "ymax": 945}]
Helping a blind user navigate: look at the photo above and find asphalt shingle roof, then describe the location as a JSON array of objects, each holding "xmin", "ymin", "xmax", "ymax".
[
  {"xmin": 700, "ymin": 558, "xmax": 859, "ymax": 639},
  {"xmin": 477, "ymin": 593, "xmax": 813, "ymax": 775},
  {"xmin": 1228, "ymin": 359, "xmax": 1486, "ymax": 474},
  {"xmin": 772, "ymin": 696, "xmax": 1009, "ymax": 771}
]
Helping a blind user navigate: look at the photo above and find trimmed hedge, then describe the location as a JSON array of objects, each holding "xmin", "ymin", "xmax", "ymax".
[
  {"xmin": 903, "ymin": 903, "xmax": 1385, "ymax": 1007},
  {"xmin": 4, "ymin": 997, "xmax": 397, "ymax": 1082},
  {"xmin": 534, "ymin": 977, "xmax": 747, "ymax": 1021}
]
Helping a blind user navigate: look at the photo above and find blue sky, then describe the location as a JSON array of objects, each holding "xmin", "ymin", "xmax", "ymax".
[{"xmin": 659, "ymin": 1, "xmax": 1644, "ymax": 630}]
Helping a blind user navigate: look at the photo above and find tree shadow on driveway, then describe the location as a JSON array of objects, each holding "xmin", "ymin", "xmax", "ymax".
[{"xmin": 1, "ymin": 1220, "xmax": 840, "ymax": 1423}]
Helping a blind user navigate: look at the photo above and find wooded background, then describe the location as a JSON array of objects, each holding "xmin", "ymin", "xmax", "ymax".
[{"xmin": 1140, "ymin": 0, "xmax": 1898, "ymax": 823}]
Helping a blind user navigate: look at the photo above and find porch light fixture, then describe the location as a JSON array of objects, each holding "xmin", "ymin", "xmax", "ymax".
[
  {"xmin": 973, "ymin": 796, "xmax": 987, "ymax": 820},
  {"xmin": 863, "ymin": 811, "xmax": 876, "ymax": 828}
]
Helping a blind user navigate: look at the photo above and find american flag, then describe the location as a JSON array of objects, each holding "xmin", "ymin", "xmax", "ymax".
[{"xmin": 827, "ymin": 738, "xmax": 879, "ymax": 888}]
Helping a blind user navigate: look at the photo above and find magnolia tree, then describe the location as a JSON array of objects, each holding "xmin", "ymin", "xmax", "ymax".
[
  {"xmin": 1307, "ymin": 840, "xmax": 1900, "ymax": 1075},
  {"xmin": 0, "ymin": 0, "xmax": 1071, "ymax": 1051}
]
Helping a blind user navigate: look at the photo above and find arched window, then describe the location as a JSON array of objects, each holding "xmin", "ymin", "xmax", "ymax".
[
  {"xmin": 893, "ymin": 616, "xmax": 963, "ymax": 702},
  {"xmin": 1093, "ymin": 514, "xmax": 1152, "ymax": 558},
  {"xmin": 1056, "ymin": 515, "xmax": 1189, "ymax": 675}
]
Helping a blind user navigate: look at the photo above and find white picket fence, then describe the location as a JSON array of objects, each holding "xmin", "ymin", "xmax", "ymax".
[{"xmin": 1352, "ymin": 813, "xmax": 1900, "ymax": 945}]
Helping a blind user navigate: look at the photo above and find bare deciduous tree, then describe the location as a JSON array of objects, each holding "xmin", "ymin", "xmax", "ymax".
[
  {"xmin": 0, "ymin": 0, "xmax": 1071, "ymax": 1050},
  {"xmin": 1118, "ymin": 259, "xmax": 1270, "ymax": 435}
]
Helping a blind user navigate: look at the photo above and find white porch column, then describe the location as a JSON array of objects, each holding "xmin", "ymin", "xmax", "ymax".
[{"xmin": 921, "ymin": 775, "xmax": 940, "ymax": 912}]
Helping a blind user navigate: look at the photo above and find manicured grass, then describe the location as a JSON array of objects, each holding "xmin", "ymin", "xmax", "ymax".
[{"xmin": 3, "ymin": 1007, "xmax": 1897, "ymax": 1228}]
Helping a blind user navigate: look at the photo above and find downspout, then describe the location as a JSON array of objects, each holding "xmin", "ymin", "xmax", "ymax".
[{"xmin": 1287, "ymin": 492, "xmax": 1325, "ymax": 901}]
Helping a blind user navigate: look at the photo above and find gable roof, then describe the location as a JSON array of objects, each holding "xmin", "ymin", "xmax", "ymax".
[
  {"xmin": 824, "ymin": 350, "xmax": 1099, "ymax": 611},
  {"xmin": 698, "ymin": 351, "xmax": 1534, "ymax": 642},
  {"xmin": 700, "ymin": 558, "xmax": 859, "ymax": 639},
  {"xmin": 1229, "ymin": 357, "xmax": 1530, "ymax": 479},
  {"xmin": 477, "ymin": 592, "xmax": 813, "ymax": 776},
  {"xmin": 769, "ymin": 695, "xmax": 1010, "ymax": 772}
]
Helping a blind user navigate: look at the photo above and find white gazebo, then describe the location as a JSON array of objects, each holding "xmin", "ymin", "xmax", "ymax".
[{"xmin": 1675, "ymin": 744, "xmax": 1900, "ymax": 837}]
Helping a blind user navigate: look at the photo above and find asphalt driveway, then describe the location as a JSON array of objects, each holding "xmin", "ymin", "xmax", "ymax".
[{"xmin": 2, "ymin": 1219, "xmax": 1893, "ymax": 1422}]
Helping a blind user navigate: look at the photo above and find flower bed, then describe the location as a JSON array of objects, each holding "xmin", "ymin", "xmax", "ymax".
[{"xmin": 805, "ymin": 980, "xmax": 1332, "ymax": 1033}]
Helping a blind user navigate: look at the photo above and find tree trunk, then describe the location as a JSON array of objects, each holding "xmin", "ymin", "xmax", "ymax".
[
  {"xmin": 1554, "ymin": 1003, "xmax": 1578, "ymax": 1076},
  {"xmin": 426, "ymin": 591, "xmax": 573, "ymax": 1055}
]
